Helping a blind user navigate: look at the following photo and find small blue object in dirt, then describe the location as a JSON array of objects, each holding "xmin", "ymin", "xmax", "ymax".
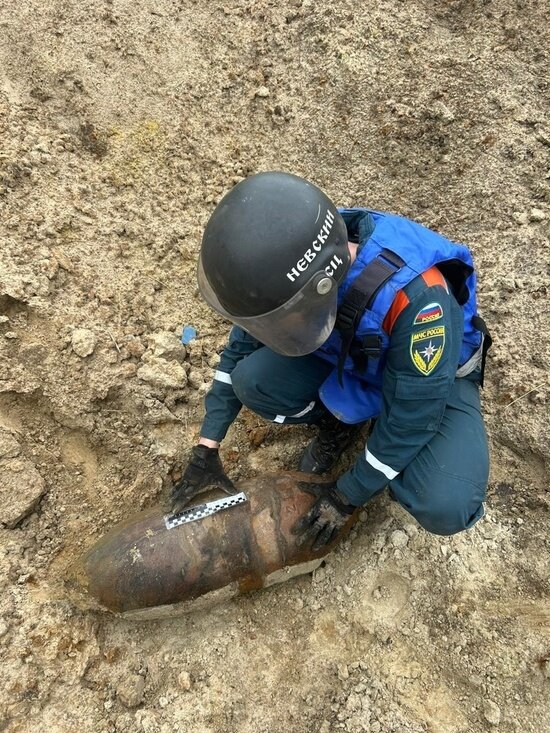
[{"xmin": 181, "ymin": 325, "xmax": 197, "ymax": 345}]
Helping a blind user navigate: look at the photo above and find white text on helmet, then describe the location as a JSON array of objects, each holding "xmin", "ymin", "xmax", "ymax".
[
  {"xmin": 325, "ymin": 254, "xmax": 344, "ymax": 277},
  {"xmin": 286, "ymin": 209, "xmax": 335, "ymax": 283}
]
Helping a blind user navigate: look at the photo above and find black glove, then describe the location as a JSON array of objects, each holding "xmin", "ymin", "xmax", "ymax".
[
  {"xmin": 292, "ymin": 481, "xmax": 356, "ymax": 552},
  {"xmin": 170, "ymin": 444, "xmax": 234, "ymax": 514}
]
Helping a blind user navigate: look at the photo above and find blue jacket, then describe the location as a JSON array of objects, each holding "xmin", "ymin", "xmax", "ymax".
[
  {"xmin": 199, "ymin": 208, "xmax": 485, "ymax": 507},
  {"xmin": 314, "ymin": 209, "xmax": 482, "ymax": 423}
]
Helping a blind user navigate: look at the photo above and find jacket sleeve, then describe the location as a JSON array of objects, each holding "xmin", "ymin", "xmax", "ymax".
[
  {"xmin": 337, "ymin": 276, "xmax": 464, "ymax": 506},
  {"xmin": 200, "ymin": 326, "xmax": 262, "ymax": 442}
]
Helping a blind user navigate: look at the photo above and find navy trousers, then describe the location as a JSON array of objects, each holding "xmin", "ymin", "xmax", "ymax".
[{"xmin": 230, "ymin": 347, "xmax": 488, "ymax": 536}]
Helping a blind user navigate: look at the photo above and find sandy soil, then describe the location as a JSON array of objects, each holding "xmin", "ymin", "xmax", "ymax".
[{"xmin": 1, "ymin": 1, "xmax": 549, "ymax": 732}]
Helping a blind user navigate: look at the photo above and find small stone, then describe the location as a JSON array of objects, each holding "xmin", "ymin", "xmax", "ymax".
[
  {"xmin": 207, "ymin": 352, "xmax": 220, "ymax": 369},
  {"xmin": 126, "ymin": 337, "xmax": 146, "ymax": 358},
  {"xmin": 529, "ymin": 208, "xmax": 546, "ymax": 221},
  {"xmin": 0, "ymin": 458, "xmax": 46, "ymax": 528},
  {"xmin": 197, "ymin": 381, "xmax": 210, "ymax": 397},
  {"xmin": 158, "ymin": 696, "xmax": 168, "ymax": 708},
  {"xmin": 4, "ymin": 331, "xmax": 18, "ymax": 339},
  {"xmin": 516, "ymin": 517, "xmax": 524, "ymax": 525},
  {"xmin": 479, "ymin": 520, "xmax": 499, "ymax": 540},
  {"xmin": 390, "ymin": 529, "xmax": 409, "ymax": 548},
  {"xmin": 187, "ymin": 369, "xmax": 203, "ymax": 389},
  {"xmin": 51, "ymin": 248, "xmax": 75, "ymax": 272},
  {"xmin": 187, "ymin": 342, "xmax": 204, "ymax": 365},
  {"xmin": 337, "ymin": 664, "xmax": 349, "ymax": 681},
  {"xmin": 0, "ymin": 620, "xmax": 10, "ymax": 638},
  {"xmin": 541, "ymin": 659, "xmax": 550, "ymax": 679},
  {"xmin": 0, "ymin": 315, "xmax": 9, "ymax": 324},
  {"xmin": 512, "ymin": 211, "xmax": 528, "ymax": 225},
  {"xmin": 121, "ymin": 362, "xmax": 138, "ymax": 378},
  {"xmin": 71, "ymin": 328, "xmax": 96, "ymax": 357},
  {"xmin": 535, "ymin": 127, "xmax": 550, "ymax": 146},
  {"xmin": 313, "ymin": 566, "xmax": 326, "ymax": 583},
  {"xmin": 483, "ymin": 699, "xmax": 501, "ymax": 726},
  {"xmin": 430, "ymin": 100, "xmax": 455, "ymax": 123},
  {"xmin": 440, "ymin": 544, "xmax": 449, "ymax": 557},
  {"xmin": 148, "ymin": 332, "xmax": 186, "ymax": 363},
  {"xmin": 137, "ymin": 359, "xmax": 187, "ymax": 390},
  {"xmin": 404, "ymin": 523, "xmax": 418, "ymax": 537},
  {"xmin": 255, "ymin": 86, "xmax": 270, "ymax": 98},
  {"xmin": 0, "ymin": 430, "xmax": 21, "ymax": 459},
  {"xmin": 248, "ymin": 426, "xmax": 269, "ymax": 448},
  {"xmin": 136, "ymin": 709, "xmax": 160, "ymax": 733},
  {"xmin": 177, "ymin": 671, "xmax": 192, "ymax": 691},
  {"xmin": 117, "ymin": 673, "xmax": 146, "ymax": 708}
]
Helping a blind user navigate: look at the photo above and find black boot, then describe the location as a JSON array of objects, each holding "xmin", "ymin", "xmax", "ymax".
[{"xmin": 299, "ymin": 410, "xmax": 363, "ymax": 475}]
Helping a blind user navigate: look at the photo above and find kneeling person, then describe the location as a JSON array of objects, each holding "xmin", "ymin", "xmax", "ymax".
[{"xmin": 171, "ymin": 172, "xmax": 491, "ymax": 547}]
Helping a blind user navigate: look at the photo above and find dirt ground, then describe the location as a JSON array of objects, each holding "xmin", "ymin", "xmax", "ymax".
[{"xmin": 0, "ymin": 1, "xmax": 549, "ymax": 731}]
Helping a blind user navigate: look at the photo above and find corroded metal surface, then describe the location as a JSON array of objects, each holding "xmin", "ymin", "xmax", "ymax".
[{"xmin": 70, "ymin": 472, "xmax": 358, "ymax": 615}]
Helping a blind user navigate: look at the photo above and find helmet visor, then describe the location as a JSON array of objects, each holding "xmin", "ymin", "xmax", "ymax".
[{"xmin": 198, "ymin": 255, "xmax": 338, "ymax": 356}]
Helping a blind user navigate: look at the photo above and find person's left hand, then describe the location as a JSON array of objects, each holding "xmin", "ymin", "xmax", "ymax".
[{"xmin": 292, "ymin": 481, "xmax": 356, "ymax": 551}]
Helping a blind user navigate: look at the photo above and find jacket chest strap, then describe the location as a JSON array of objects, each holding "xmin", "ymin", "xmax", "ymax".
[{"xmin": 335, "ymin": 249, "xmax": 405, "ymax": 385}]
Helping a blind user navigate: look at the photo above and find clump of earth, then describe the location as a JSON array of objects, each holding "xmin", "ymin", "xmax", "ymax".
[{"xmin": 0, "ymin": 1, "xmax": 548, "ymax": 732}]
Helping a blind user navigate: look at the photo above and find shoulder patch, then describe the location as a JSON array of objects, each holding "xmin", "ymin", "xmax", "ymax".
[
  {"xmin": 413, "ymin": 302, "xmax": 443, "ymax": 325},
  {"xmin": 410, "ymin": 325, "xmax": 445, "ymax": 375}
]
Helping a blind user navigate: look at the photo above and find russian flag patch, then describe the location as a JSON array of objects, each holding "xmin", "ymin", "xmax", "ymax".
[{"xmin": 413, "ymin": 302, "xmax": 443, "ymax": 325}]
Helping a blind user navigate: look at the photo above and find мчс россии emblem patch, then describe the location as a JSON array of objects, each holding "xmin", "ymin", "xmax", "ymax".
[{"xmin": 410, "ymin": 325, "xmax": 445, "ymax": 375}]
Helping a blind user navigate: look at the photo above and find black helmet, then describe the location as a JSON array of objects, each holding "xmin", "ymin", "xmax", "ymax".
[{"xmin": 198, "ymin": 172, "xmax": 350, "ymax": 355}]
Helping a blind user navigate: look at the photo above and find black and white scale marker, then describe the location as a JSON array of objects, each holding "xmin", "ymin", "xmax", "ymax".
[{"xmin": 164, "ymin": 492, "xmax": 248, "ymax": 530}]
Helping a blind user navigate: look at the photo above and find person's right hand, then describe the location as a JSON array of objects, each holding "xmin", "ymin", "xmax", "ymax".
[{"xmin": 169, "ymin": 444, "xmax": 234, "ymax": 514}]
